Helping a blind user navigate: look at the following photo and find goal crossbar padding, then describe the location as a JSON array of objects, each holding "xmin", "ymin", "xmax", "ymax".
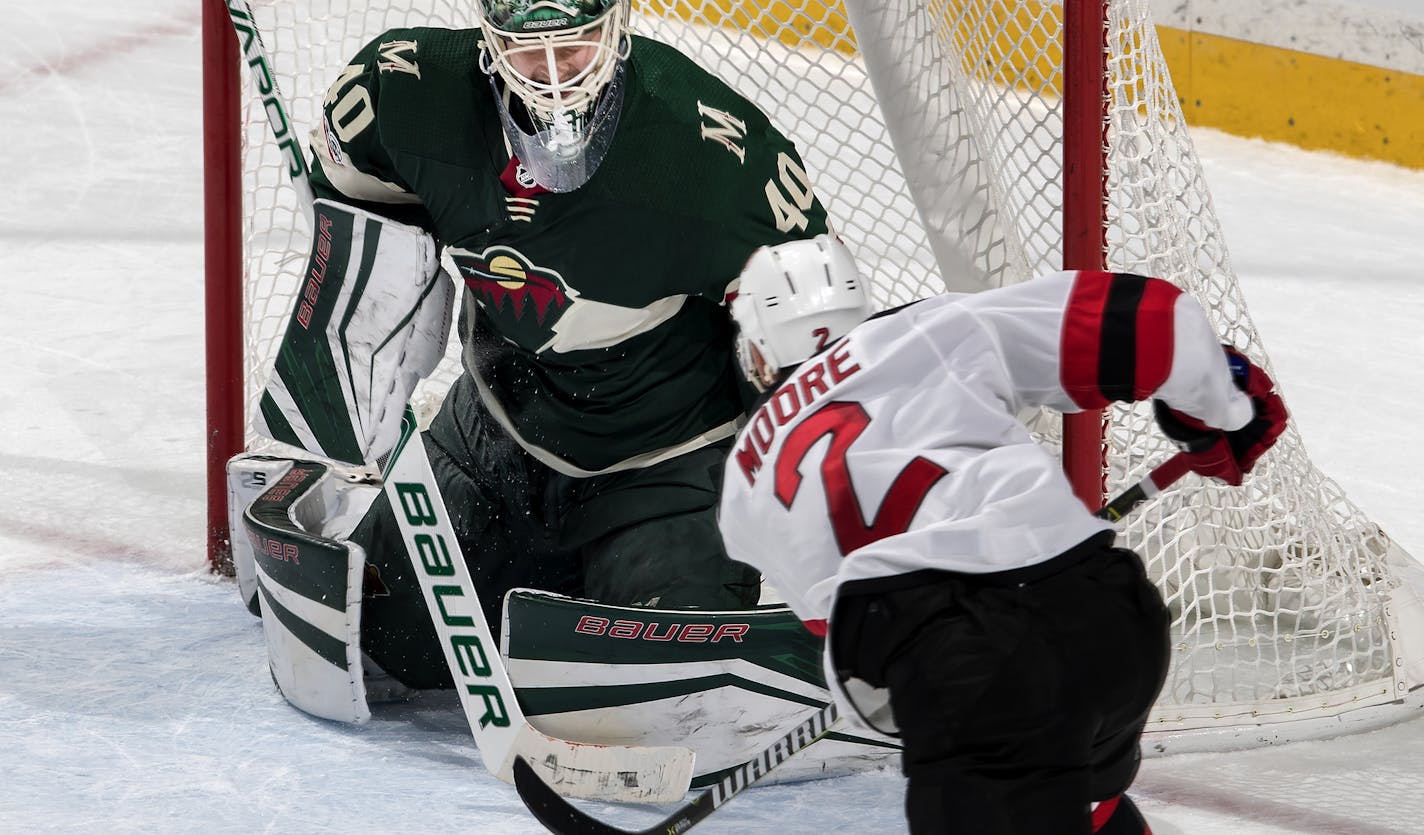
[
  {"xmin": 245, "ymin": 459, "xmax": 370, "ymax": 724},
  {"xmin": 253, "ymin": 199, "xmax": 452, "ymax": 468}
]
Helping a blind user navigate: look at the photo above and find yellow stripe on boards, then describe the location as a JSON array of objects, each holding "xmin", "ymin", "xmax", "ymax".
[
  {"xmin": 631, "ymin": 0, "xmax": 1062, "ymax": 83},
  {"xmin": 633, "ymin": 0, "xmax": 1424, "ymax": 170},
  {"xmin": 636, "ymin": 0, "xmax": 856, "ymax": 53},
  {"xmin": 1159, "ymin": 27, "xmax": 1424, "ymax": 170}
]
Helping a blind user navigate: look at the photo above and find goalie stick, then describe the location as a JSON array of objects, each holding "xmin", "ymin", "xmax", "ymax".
[
  {"xmin": 224, "ymin": 0, "xmax": 315, "ymax": 213},
  {"xmin": 227, "ymin": 2, "xmax": 696, "ymax": 800},
  {"xmin": 381, "ymin": 408, "xmax": 695, "ymax": 802},
  {"xmin": 512, "ymin": 452, "xmax": 1192, "ymax": 833},
  {"xmin": 514, "ymin": 702, "xmax": 839, "ymax": 835}
]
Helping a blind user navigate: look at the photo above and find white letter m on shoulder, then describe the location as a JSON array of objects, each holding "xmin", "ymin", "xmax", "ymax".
[
  {"xmin": 378, "ymin": 40, "xmax": 420, "ymax": 78},
  {"xmin": 697, "ymin": 101, "xmax": 746, "ymax": 164}
]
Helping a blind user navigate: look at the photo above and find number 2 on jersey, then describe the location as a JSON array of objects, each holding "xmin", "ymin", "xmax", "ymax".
[{"xmin": 773, "ymin": 401, "xmax": 947, "ymax": 555}]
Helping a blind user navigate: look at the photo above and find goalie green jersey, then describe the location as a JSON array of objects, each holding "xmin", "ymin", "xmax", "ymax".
[{"xmin": 308, "ymin": 29, "xmax": 829, "ymax": 475}]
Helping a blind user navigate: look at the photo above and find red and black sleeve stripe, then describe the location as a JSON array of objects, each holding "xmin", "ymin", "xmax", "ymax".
[{"xmin": 1060, "ymin": 271, "xmax": 1183, "ymax": 409}]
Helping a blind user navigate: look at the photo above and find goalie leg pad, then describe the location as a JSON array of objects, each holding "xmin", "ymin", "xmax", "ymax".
[
  {"xmin": 227, "ymin": 455, "xmax": 301, "ymax": 616},
  {"xmin": 244, "ymin": 459, "xmax": 381, "ymax": 723},
  {"xmin": 253, "ymin": 198, "xmax": 455, "ymax": 467}
]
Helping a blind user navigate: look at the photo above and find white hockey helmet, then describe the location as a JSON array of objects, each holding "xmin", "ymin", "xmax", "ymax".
[
  {"xmin": 730, "ymin": 235, "xmax": 872, "ymax": 390},
  {"xmin": 476, "ymin": 0, "xmax": 631, "ymax": 192}
]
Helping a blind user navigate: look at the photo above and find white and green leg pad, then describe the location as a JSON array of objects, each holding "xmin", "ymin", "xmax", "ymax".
[
  {"xmin": 242, "ymin": 457, "xmax": 382, "ymax": 723},
  {"xmin": 226, "ymin": 454, "xmax": 301, "ymax": 616}
]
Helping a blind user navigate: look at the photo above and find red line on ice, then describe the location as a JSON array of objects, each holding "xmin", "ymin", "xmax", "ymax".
[{"xmin": 0, "ymin": 15, "xmax": 198, "ymax": 96}]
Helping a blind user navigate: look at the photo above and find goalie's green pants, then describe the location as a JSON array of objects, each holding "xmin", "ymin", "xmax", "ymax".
[{"xmin": 354, "ymin": 374, "xmax": 762, "ymax": 690}]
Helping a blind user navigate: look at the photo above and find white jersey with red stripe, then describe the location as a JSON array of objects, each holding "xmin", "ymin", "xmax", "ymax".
[{"xmin": 718, "ymin": 269, "xmax": 1254, "ymax": 629}]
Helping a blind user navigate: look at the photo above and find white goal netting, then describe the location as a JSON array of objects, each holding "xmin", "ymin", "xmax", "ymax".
[{"xmin": 230, "ymin": 0, "xmax": 1424, "ymax": 742}]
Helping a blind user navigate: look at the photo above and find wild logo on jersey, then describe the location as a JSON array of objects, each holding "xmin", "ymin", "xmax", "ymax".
[{"xmin": 449, "ymin": 245, "xmax": 575, "ymax": 347}]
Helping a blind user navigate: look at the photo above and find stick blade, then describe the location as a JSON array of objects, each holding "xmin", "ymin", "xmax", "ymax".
[
  {"xmin": 500, "ymin": 725, "xmax": 695, "ymax": 804},
  {"xmin": 514, "ymin": 756, "xmax": 644, "ymax": 835}
]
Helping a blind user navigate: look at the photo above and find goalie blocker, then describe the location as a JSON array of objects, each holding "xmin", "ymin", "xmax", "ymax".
[{"xmin": 252, "ymin": 198, "xmax": 453, "ymax": 468}]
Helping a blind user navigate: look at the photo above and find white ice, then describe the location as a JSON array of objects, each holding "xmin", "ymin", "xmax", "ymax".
[{"xmin": 4, "ymin": 2, "xmax": 1424, "ymax": 833}]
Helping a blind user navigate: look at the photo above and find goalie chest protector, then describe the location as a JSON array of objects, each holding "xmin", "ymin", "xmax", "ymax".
[{"xmin": 311, "ymin": 29, "xmax": 830, "ymax": 473}]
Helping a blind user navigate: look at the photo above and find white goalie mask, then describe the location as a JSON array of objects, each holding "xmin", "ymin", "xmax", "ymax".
[
  {"xmin": 476, "ymin": 0, "xmax": 631, "ymax": 192},
  {"xmin": 730, "ymin": 235, "xmax": 873, "ymax": 391}
]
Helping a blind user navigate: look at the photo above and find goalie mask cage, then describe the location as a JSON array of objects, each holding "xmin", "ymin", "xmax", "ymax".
[{"xmin": 203, "ymin": 0, "xmax": 1424, "ymax": 748}]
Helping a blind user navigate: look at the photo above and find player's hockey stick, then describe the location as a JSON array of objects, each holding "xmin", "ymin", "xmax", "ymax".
[
  {"xmin": 382, "ymin": 409, "xmax": 695, "ymax": 802},
  {"xmin": 226, "ymin": 6, "xmax": 695, "ymax": 800},
  {"xmin": 1094, "ymin": 452, "xmax": 1191, "ymax": 522},
  {"xmin": 512, "ymin": 451, "xmax": 1193, "ymax": 833}
]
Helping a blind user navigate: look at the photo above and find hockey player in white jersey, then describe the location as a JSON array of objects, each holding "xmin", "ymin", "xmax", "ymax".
[{"xmin": 718, "ymin": 235, "xmax": 1288, "ymax": 834}]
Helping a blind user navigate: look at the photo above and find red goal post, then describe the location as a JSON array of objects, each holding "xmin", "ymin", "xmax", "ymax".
[
  {"xmin": 203, "ymin": 0, "xmax": 1424, "ymax": 746},
  {"xmin": 203, "ymin": 0, "xmax": 243, "ymax": 577}
]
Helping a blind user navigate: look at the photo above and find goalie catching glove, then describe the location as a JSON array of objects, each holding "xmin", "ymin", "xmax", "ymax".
[{"xmin": 1154, "ymin": 345, "xmax": 1288, "ymax": 485}]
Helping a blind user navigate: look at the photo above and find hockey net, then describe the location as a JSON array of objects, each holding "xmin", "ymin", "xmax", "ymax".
[{"xmin": 219, "ymin": 0, "xmax": 1424, "ymax": 743}]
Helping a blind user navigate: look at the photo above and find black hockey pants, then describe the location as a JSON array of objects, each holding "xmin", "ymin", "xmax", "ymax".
[
  {"xmin": 353, "ymin": 374, "xmax": 761, "ymax": 690},
  {"xmin": 831, "ymin": 532, "xmax": 1171, "ymax": 834}
]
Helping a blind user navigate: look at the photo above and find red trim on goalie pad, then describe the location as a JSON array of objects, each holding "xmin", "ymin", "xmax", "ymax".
[
  {"xmin": 1062, "ymin": 271, "xmax": 1114, "ymax": 409},
  {"xmin": 802, "ymin": 618, "xmax": 828, "ymax": 636}
]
